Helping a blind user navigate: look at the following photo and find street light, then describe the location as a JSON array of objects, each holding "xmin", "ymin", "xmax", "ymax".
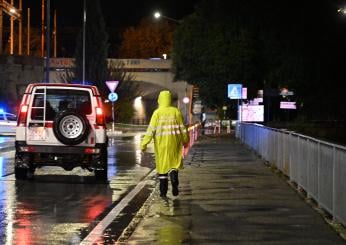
[
  {"xmin": 338, "ymin": 7, "xmax": 346, "ymax": 14},
  {"xmin": 82, "ymin": 0, "xmax": 86, "ymax": 85},
  {"xmin": 153, "ymin": 11, "xmax": 181, "ymax": 24}
]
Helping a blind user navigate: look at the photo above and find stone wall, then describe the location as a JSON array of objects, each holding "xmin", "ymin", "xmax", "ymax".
[{"xmin": 0, "ymin": 55, "xmax": 43, "ymax": 112}]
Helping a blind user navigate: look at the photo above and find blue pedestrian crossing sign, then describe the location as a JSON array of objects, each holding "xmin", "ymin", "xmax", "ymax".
[
  {"xmin": 228, "ymin": 84, "xmax": 242, "ymax": 99},
  {"xmin": 108, "ymin": 92, "xmax": 118, "ymax": 102}
]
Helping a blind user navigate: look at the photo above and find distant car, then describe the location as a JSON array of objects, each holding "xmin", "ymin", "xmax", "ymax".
[{"xmin": 0, "ymin": 111, "xmax": 17, "ymax": 135}]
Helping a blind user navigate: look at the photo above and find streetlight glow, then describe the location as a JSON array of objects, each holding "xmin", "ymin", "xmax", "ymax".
[
  {"xmin": 154, "ymin": 12, "xmax": 161, "ymax": 19},
  {"xmin": 153, "ymin": 11, "xmax": 181, "ymax": 24},
  {"xmin": 338, "ymin": 7, "xmax": 346, "ymax": 14},
  {"xmin": 183, "ymin": 96, "xmax": 190, "ymax": 104}
]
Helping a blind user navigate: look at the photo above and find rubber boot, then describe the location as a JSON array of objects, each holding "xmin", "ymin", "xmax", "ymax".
[
  {"xmin": 170, "ymin": 170, "xmax": 179, "ymax": 196},
  {"xmin": 159, "ymin": 177, "xmax": 168, "ymax": 197}
]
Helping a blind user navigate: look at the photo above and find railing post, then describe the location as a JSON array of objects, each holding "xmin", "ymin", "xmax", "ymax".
[
  {"xmin": 332, "ymin": 146, "xmax": 336, "ymax": 223},
  {"xmin": 317, "ymin": 141, "xmax": 320, "ymax": 204}
]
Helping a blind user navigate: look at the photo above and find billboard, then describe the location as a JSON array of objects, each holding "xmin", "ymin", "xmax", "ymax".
[{"xmin": 239, "ymin": 105, "xmax": 264, "ymax": 122}]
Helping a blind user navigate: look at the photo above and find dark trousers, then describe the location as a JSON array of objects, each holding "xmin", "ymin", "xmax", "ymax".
[
  {"xmin": 159, "ymin": 174, "xmax": 168, "ymax": 197},
  {"xmin": 159, "ymin": 169, "xmax": 179, "ymax": 197}
]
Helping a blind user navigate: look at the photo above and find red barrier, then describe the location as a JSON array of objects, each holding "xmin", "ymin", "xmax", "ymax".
[{"xmin": 183, "ymin": 123, "xmax": 201, "ymax": 157}]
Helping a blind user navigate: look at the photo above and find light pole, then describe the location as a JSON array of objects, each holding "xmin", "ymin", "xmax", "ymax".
[
  {"xmin": 82, "ymin": 0, "xmax": 86, "ymax": 85},
  {"xmin": 45, "ymin": 0, "xmax": 51, "ymax": 83},
  {"xmin": 153, "ymin": 11, "xmax": 182, "ymax": 24}
]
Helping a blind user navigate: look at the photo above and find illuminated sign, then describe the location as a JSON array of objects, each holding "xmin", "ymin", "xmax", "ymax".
[
  {"xmin": 280, "ymin": 101, "xmax": 296, "ymax": 109},
  {"xmin": 242, "ymin": 87, "xmax": 247, "ymax": 99},
  {"xmin": 105, "ymin": 81, "xmax": 119, "ymax": 93},
  {"xmin": 239, "ymin": 105, "xmax": 264, "ymax": 122},
  {"xmin": 228, "ymin": 84, "xmax": 242, "ymax": 99}
]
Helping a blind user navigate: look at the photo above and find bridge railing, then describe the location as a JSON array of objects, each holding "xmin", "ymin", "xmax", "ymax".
[{"xmin": 236, "ymin": 122, "xmax": 346, "ymax": 227}]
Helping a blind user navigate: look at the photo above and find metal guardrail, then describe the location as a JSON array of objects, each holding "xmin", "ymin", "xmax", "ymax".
[{"xmin": 236, "ymin": 122, "xmax": 346, "ymax": 226}]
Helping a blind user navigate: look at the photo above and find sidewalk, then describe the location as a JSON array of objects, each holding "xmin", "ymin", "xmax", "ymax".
[{"xmin": 120, "ymin": 134, "xmax": 345, "ymax": 244}]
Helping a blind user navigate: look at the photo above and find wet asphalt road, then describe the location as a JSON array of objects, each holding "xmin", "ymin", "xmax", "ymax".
[{"xmin": 0, "ymin": 134, "xmax": 154, "ymax": 244}]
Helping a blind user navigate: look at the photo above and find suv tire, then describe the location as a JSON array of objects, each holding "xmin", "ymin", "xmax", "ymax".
[
  {"xmin": 95, "ymin": 144, "xmax": 108, "ymax": 182},
  {"xmin": 53, "ymin": 110, "xmax": 90, "ymax": 145},
  {"xmin": 15, "ymin": 167, "xmax": 28, "ymax": 180}
]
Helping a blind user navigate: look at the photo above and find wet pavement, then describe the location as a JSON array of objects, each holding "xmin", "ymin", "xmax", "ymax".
[
  {"xmin": 0, "ymin": 133, "xmax": 156, "ymax": 244},
  {"xmin": 121, "ymin": 134, "xmax": 345, "ymax": 244}
]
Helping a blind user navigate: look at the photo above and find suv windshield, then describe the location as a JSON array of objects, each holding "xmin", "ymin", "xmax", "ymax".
[{"xmin": 31, "ymin": 88, "xmax": 91, "ymax": 121}]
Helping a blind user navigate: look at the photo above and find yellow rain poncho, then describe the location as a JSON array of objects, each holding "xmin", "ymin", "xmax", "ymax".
[{"xmin": 141, "ymin": 90, "xmax": 189, "ymax": 174}]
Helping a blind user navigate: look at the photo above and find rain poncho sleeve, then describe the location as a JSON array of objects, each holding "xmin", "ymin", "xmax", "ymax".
[
  {"xmin": 140, "ymin": 111, "xmax": 158, "ymax": 152},
  {"xmin": 140, "ymin": 90, "xmax": 189, "ymax": 174}
]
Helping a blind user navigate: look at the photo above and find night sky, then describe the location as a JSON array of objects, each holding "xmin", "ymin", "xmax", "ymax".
[{"xmin": 20, "ymin": 0, "xmax": 200, "ymax": 56}]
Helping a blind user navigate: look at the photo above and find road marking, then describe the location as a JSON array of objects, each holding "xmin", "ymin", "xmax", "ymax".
[{"xmin": 80, "ymin": 170, "xmax": 156, "ymax": 244}]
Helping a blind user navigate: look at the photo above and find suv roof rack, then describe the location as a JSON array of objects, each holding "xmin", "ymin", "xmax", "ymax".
[{"xmin": 25, "ymin": 83, "xmax": 101, "ymax": 96}]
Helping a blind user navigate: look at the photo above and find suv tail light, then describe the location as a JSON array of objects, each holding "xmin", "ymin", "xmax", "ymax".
[
  {"xmin": 17, "ymin": 104, "xmax": 28, "ymax": 126},
  {"xmin": 96, "ymin": 107, "xmax": 105, "ymax": 126}
]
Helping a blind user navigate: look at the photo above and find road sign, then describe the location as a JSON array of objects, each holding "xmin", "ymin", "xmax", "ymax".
[
  {"xmin": 105, "ymin": 81, "xmax": 119, "ymax": 93},
  {"xmin": 108, "ymin": 92, "xmax": 118, "ymax": 102},
  {"xmin": 280, "ymin": 91, "xmax": 294, "ymax": 96},
  {"xmin": 280, "ymin": 101, "xmax": 296, "ymax": 109},
  {"xmin": 228, "ymin": 84, "xmax": 242, "ymax": 99}
]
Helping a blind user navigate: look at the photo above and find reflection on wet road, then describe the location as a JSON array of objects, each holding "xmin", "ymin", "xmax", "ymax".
[{"xmin": 0, "ymin": 133, "xmax": 154, "ymax": 244}]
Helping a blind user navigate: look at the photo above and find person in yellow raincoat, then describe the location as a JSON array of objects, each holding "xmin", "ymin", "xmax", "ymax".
[{"xmin": 141, "ymin": 90, "xmax": 189, "ymax": 197}]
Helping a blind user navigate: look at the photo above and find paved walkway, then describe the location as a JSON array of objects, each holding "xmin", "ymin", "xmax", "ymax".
[{"xmin": 119, "ymin": 134, "xmax": 345, "ymax": 244}]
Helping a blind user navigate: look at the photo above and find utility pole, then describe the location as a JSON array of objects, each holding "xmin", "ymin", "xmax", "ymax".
[
  {"xmin": 0, "ymin": 7, "xmax": 2, "ymax": 54},
  {"xmin": 82, "ymin": 0, "xmax": 86, "ymax": 85},
  {"xmin": 18, "ymin": 0, "xmax": 22, "ymax": 55},
  {"xmin": 53, "ymin": 9, "xmax": 56, "ymax": 57},
  {"xmin": 10, "ymin": 0, "xmax": 14, "ymax": 54},
  {"xmin": 45, "ymin": 0, "xmax": 51, "ymax": 83},
  {"xmin": 27, "ymin": 8, "xmax": 30, "ymax": 55},
  {"xmin": 41, "ymin": 0, "xmax": 44, "ymax": 57}
]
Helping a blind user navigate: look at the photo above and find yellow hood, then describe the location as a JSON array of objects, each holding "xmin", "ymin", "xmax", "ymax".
[{"xmin": 158, "ymin": 90, "xmax": 172, "ymax": 108}]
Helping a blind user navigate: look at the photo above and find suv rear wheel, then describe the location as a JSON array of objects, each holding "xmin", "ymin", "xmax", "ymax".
[
  {"xmin": 53, "ymin": 110, "xmax": 90, "ymax": 145},
  {"xmin": 15, "ymin": 167, "xmax": 28, "ymax": 180}
]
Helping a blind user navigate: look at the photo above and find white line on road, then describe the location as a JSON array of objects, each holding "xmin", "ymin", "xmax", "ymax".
[{"xmin": 80, "ymin": 170, "xmax": 156, "ymax": 244}]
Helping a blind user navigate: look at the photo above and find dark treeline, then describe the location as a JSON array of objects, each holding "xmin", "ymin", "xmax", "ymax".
[{"xmin": 173, "ymin": 0, "xmax": 346, "ymax": 121}]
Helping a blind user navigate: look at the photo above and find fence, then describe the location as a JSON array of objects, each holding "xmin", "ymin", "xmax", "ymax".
[{"xmin": 236, "ymin": 123, "xmax": 346, "ymax": 226}]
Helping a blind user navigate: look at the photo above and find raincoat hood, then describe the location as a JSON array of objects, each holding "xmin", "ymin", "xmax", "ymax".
[{"xmin": 158, "ymin": 90, "xmax": 172, "ymax": 108}]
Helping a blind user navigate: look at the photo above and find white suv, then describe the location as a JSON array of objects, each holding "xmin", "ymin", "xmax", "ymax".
[{"xmin": 15, "ymin": 83, "xmax": 108, "ymax": 181}]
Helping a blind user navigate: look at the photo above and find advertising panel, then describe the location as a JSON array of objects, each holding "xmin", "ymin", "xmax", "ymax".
[{"xmin": 239, "ymin": 105, "xmax": 264, "ymax": 122}]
